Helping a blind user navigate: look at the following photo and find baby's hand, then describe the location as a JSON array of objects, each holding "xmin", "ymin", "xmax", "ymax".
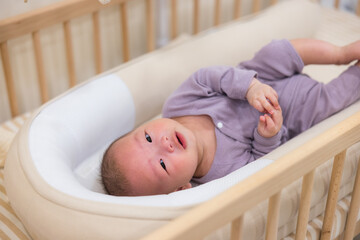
[
  {"xmin": 246, "ymin": 78, "xmax": 280, "ymax": 114},
  {"xmin": 257, "ymin": 107, "xmax": 283, "ymax": 138}
]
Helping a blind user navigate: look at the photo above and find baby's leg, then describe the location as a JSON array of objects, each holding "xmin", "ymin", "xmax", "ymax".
[{"xmin": 284, "ymin": 64, "xmax": 360, "ymax": 138}]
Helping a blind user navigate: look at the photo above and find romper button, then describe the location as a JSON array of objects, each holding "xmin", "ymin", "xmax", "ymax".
[{"xmin": 217, "ymin": 122, "xmax": 223, "ymax": 128}]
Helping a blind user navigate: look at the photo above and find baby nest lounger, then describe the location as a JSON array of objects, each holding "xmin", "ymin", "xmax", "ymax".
[{"xmin": 4, "ymin": 1, "xmax": 357, "ymax": 239}]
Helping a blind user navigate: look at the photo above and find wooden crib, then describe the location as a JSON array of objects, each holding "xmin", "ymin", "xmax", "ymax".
[{"xmin": 1, "ymin": 1, "xmax": 360, "ymax": 240}]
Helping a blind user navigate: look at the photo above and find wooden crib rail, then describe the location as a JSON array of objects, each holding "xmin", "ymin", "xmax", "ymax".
[
  {"xmin": 142, "ymin": 111, "xmax": 360, "ymax": 240},
  {"xmin": 2, "ymin": 0, "xmax": 358, "ymax": 122},
  {"xmin": 1, "ymin": 0, "xmax": 281, "ymax": 120}
]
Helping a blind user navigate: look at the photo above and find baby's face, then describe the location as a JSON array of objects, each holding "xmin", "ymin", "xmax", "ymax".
[{"xmin": 113, "ymin": 118, "xmax": 199, "ymax": 195}]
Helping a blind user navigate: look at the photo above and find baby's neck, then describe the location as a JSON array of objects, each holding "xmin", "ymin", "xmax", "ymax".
[{"xmin": 172, "ymin": 115, "xmax": 216, "ymax": 178}]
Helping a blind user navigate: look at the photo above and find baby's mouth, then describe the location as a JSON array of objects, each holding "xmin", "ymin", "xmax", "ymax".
[{"xmin": 175, "ymin": 132, "xmax": 186, "ymax": 149}]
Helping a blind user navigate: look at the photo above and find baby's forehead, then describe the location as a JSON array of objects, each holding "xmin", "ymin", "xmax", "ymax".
[
  {"xmin": 114, "ymin": 129, "xmax": 136, "ymax": 145},
  {"xmin": 113, "ymin": 133, "xmax": 133, "ymax": 150},
  {"xmin": 113, "ymin": 131, "xmax": 143, "ymax": 158}
]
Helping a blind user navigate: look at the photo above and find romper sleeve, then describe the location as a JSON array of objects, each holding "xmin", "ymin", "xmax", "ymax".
[
  {"xmin": 163, "ymin": 66, "xmax": 257, "ymax": 115},
  {"xmin": 238, "ymin": 39, "xmax": 304, "ymax": 81},
  {"xmin": 251, "ymin": 127, "xmax": 284, "ymax": 159}
]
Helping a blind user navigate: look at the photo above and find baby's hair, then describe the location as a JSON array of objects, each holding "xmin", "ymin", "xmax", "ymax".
[{"xmin": 101, "ymin": 136, "xmax": 132, "ymax": 196}]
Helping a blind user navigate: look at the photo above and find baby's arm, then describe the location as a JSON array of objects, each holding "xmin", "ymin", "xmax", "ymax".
[{"xmin": 290, "ymin": 39, "xmax": 360, "ymax": 66}]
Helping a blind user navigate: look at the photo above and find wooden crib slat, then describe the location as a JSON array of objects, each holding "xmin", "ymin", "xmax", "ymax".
[
  {"xmin": 253, "ymin": 0, "xmax": 261, "ymax": 13},
  {"xmin": 146, "ymin": 0, "xmax": 155, "ymax": 52},
  {"xmin": 233, "ymin": 0, "xmax": 241, "ymax": 19},
  {"xmin": 320, "ymin": 149, "xmax": 347, "ymax": 240},
  {"xmin": 334, "ymin": 0, "xmax": 340, "ymax": 9},
  {"xmin": 193, "ymin": 0, "xmax": 199, "ymax": 34},
  {"xmin": 119, "ymin": 2, "xmax": 130, "ymax": 62},
  {"xmin": 63, "ymin": 21, "xmax": 77, "ymax": 87},
  {"xmin": 295, "ymin": 169, "xmax": 316, "ymax": 240},
  {"xmin": 357, "ymin": 0, "xmax": 360, "ymax": 16},
  {"xmin": 265, "ymin": 191, "xmax": 282, "ymax": 240},
  {"xmin": 92, "ymin": 11, "xmax": 102, "ymax": 74},
  {"xmin": 0, "ymin": 41, "xmax": 19, "ymax": 117},
  {"xmin": 170, "ymin": 0, "xmax": 178, "ymax": 39},
  {"xmin": 270, "ymin": 0, "xmax": 278, "ymax": 5},
  {"xmin": 343, "ymin": 156, "xmax": 360, "ymax": 240},
  {"xmin": 230, "ymin": 215, "xmax": 244, "ymax": 240},
  {"xmin": 32, "ymin": 31, "xmax": 49, "ymax": 103},
  {"xmin": 214, "ymin": 0, "xmax": 221, "ymax": 26}
]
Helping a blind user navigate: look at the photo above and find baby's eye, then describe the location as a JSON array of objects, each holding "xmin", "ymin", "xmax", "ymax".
[
  {"xmin": 145, "ymin": 132, "xmax": 152, "ymax": 142},
  {"xmin": 160, "ymin": 159, "xmax": 167, "ymax": 171}
]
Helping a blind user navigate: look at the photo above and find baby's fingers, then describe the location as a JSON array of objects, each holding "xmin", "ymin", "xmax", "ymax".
[
  {"xmin": 267, "ymin": 90, "xmax": 280, "ymax": 110},
  {"xmin": 257, "ymin": 115, "xmax": 266, "ymax": 134},
  {"xmin": 258, "ymin": 114, "xmax": 275, "ymax": 138},
  {"xmin": 264, "ymin": 114, "xmax": 275, "ymax": 129},
  {"xmin": 259, "ymin": 115, "xmax": 266, "ymax": 125},
  {"xmin": 271, "ymin": 106, "xmax": 283, "ymax": 125},
  {"xmin": 260, "ymin": 98, "xmax": 276, "ymax": 114},
  {"xmin": 253, "ymin": 100, "xmax": 266, "ymax": 113}
]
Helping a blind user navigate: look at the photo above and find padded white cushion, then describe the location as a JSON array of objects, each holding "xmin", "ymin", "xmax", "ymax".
[{"xmin": 29, "ymin": 74, "xmax": 135, "ymax": 196}]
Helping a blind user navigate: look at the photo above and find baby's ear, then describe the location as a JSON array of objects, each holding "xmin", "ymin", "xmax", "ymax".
[{"xmin": 176, "ymin": 182, "xmax": 192, "ymax": 191}]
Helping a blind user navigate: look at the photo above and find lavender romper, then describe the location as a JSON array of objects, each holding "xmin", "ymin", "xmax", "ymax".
[{"xmin": 162, "ymin": 39, "xmax": 360, "ymax": 184}]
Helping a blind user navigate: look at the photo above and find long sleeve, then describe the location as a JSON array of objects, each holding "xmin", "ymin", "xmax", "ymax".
[
  {"xmin": 163, "ymin": 66, "xmax": 257, "ymax": 117},
  {"xmin": 170, "ymin": 66, "xmax": 256, "ymax": 100},
  {"xmin": 192, "ymin": 66, "xmax": 257, "ymax": 100},
  {"xmin": 238, "ymin": 39, "xmax": 304, "ymax": 81},
  {"xmin": 251, "ymin": 127, "xmax": 284, "ymax": 159}
]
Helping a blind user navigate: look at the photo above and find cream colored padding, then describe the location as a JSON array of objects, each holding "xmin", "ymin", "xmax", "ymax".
[{"xmin": 5, "ymin": 1, "xmax": 349, "ymax": 239}]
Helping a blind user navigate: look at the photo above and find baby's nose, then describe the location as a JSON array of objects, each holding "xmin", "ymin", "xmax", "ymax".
[{"xmin": 161, "ymin": 136, "xmax": 174, "ymax": 152}]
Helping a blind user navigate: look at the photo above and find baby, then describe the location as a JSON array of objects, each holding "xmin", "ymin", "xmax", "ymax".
[{"xmin": 101, "ymin": 38, "xmax": 360, "ymax": 196}]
